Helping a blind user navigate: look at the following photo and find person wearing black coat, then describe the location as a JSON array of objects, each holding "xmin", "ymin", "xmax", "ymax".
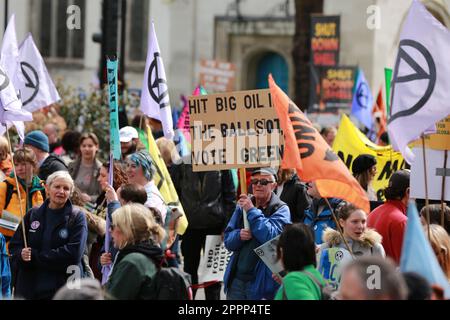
[
  {"xmin": 275, "ymin": 169, "xmax": 311, "ymax": 223},
  {"xmin": 9, "ymin": 171, "xmax": 87, "ymax": 300},
  {"xmin": 171, "ymin": 161, "xmax": 236, "ymax": 300}
]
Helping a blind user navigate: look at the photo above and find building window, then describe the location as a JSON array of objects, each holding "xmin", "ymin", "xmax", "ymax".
[
  {"xmin": 39, "ymin": 0, "xmax": 85, "ymax": 62},
  {"xmin": 126, "ymin": 0, "xmax": 150, "ymax": 66}
]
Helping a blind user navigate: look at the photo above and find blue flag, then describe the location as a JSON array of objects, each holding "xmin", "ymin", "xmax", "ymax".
[
  {"xmin": 400, "ymin": 201, "xmax": 450, "ymax": 298},
  {"xmin": 351, "ymin": 69, "xmax": 374, "ymax": 130},
  {"xmin": 106, "ymin": 58, "xmax": 122, "ymax": 160}
]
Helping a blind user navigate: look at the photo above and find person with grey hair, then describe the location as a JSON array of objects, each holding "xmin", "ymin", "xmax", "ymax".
[
  {"xmin": 338, "ymin": 256, "xmax": 408, "ymax": 300},
  {"xmin": 53, "ymin": 278, "xmax": 104, "ymax": 300},
  {"xmin": 9, "ymin": 171, "xmax": 88, "ymax": 300}
]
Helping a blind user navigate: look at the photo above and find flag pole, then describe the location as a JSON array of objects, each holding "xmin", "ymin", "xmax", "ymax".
[
  {"xmin": 441, "ymin": 150, "xmax": 448, "ymax": 227},
  {"xmin": 323, "ymin": 198, "xmax": 354, "ymax": 259},
  {"xmin": 4, "ymin": 125, "xmax": 28, "ymax": 248},
  {"xmin": 239, "ymin": 168, "xmax": 249, "ymax": 229},
  {"xmin": 421, "ymin": 135, "xmax": 431, "ymax": 240}
]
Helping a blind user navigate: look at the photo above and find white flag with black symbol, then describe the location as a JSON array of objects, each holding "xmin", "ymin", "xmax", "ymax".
[
  {"xmin": 0, "ymin": 15, "xmax": 33, "ymax": 140},
  {"xmin": 388, "ymin": 0, "xmax": 450, "ymax": 164},
  {"xmin": 18, "ymin": 33, "xmax": 61, "ymax": 112},
  {"xmin": 140, "ymin": 21, "xmax": 174, "ymax": 140}
]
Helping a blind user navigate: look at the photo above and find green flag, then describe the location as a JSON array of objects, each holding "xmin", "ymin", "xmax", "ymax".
[{"xmin": 384, "ymin": 68, "xmax": 392, "ymax": 119}]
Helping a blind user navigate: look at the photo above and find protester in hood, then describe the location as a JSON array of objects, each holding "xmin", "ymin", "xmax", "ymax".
[
  {"xmin": 24, "ymin": 130, "xmax": 68, "ymax": 182},
  {"xmin": 9, "ymin": 171, "xmax": 87, "ymax": 300},
  {"xmin": 274, "ymin": 223, "xmax": 325, "ymax": 300},
  {"xmin": 319, "ymin": 202, "xmax": 385, "ymax": 258},
  {"xmin": 275, "ymin": 168, "xmax": 311, "ymax": 223},
  {"xmin": 0, "ymin": 148, "xmax": 45, "ymax": 240},
  {"xmin": 68, "ymin": 133, "xmax": 102, "ymax": 205},
  {"xmin": 105, "ymin": 203, "xmax": 165, "ymax": 299},
  {"xmin": 367, "ymin": 169, "xmax": 410, "ymax": 265},
  {"xmin": 352, "ymin": 154, "xmax": 378, "ymax": 201}
]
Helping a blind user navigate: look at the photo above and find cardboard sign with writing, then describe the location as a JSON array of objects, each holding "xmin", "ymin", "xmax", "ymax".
[
  {"xmin": 199, "ymin": 59, "xmax": 236, "ymax": 93},
  {"xmin": 412, "ymin": 116, "xmax": 450, "ymax": 150},
  {"xmin": 189, "ymin": 89, "xmax": 284, "ymax": 171},
  {"xmin": 198, "ymin": 235, "xmax": 232, "ymax": 284}
]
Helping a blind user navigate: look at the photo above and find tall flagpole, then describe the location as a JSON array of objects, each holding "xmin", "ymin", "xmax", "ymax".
[{"xmin": 4, "ymin": 0, "xmax": 8, "ymax": 31}]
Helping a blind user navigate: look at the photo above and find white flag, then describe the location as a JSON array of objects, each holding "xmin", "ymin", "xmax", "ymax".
[
  {"xmin": 0, "ymin": 65, "xmax": 32, "ymax": 140},
  {"xmin": 140, "ymin": 21, "xmax": 174, "ymax": 140},
  {"xmin": 18, "ymin": 33, "xmax": 61, "ymax": 112},
  {"xmin": 0, "ymin": 14, "xmax": 32, "ymax": 140},
  {"xmin": 0, "ymin": 14, "xmax": 20, "ymax": 88},
  {"xmin": 388, "ymin": 0, "xmax": 450, "ymax": 164}
]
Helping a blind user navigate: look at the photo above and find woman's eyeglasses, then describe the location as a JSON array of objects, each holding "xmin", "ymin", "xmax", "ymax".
[{"xmin": 250, "ymin": 179, "xmax": 274, "ymax": 186}]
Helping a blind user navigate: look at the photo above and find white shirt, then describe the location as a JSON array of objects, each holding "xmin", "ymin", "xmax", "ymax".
[{"xmin": 144, "ymin": 181, "xmax": 167, "ymax": 222}]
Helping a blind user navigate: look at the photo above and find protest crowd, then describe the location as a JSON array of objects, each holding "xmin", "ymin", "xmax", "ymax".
[{"xmin": 1, "ymin": 0, "xmax": 450, "ymax": 302}]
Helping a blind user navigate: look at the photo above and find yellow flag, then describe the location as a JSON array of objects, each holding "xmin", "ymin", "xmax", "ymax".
[
  {"xmin": 146, "ymin": 125, "xmax": 188, "ymax": 234},
  {"xmin": 332, "ymin": 114, "xmax": 406, "ymax": 201}
]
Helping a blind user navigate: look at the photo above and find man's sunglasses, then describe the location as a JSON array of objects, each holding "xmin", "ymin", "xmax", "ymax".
[{"xmin": 250, "ymin": 179, "xmax": 274, "ymax": 186}]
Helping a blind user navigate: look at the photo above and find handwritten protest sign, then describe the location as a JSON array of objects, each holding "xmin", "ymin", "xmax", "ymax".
[{"xmin": 189, "ymin": 89, "xmax": 284, "ymax": 171}]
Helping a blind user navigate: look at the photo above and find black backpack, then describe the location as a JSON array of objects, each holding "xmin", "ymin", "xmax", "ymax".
[
  {"xmin": 149, "ymin": 267, "xmax": 193, "ymax": 300},
  {"xmin": 3, "ymin": 180, "xmax": 46, "ymax": 210}
]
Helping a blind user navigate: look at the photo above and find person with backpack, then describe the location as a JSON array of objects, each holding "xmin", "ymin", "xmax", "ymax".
[
  {"xmin": 8, "ymin": 171, "xmax": 88, "ymax": 300},
  {"xmin": 104, "ymin": 203, "xmax": 166, "ymax": 299},
  {"xmin": 275, "ymin": 168, "xmax": 311, "ymax": 223},
  {"xmin": 274, "ymin": 223, "xmax": 326, "ymax": 300},
  {"xmin": 0, "ymin": 148, "xmax": 45, "ymax": 240},
  {"xmin": 24, "ymin": 130, "xmax": 68, "ymax": 182},
  {"xmin": 303, "ymin": 181, "xmax": 344, "ymax": 245}
]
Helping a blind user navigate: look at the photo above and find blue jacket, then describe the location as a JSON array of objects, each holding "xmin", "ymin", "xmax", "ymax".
[
  {"xmin": 303, "ymin": 198, "xmax": 343, "ymax": 245},
  {"xmin": 9, "ymin": 200, "xmax": 87, "ymax": 300},
  {"xmin": 223, "ymin": 193, "xmax": 291, "ymax": 300},
  {"xmin": 0, "ymin": 234, "xmax": 11, "ymax": 299}
]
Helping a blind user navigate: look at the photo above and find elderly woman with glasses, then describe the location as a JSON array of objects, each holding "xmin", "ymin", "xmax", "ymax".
[
  {"xmin": 9, "ymin": 171, "xmax": 88, "ymax": 300},
  {"xmin": 223, "ymin": 167, "xmax": 291, "ymax": 300}
]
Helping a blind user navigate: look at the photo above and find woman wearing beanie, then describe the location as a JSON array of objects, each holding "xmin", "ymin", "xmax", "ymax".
[
  {"xmin": 352, "ymin": 154, "xmax": 377, "ymax": 201},
  {"xmin": 0, "ymin": 148, "xmax": 45, "ymax": 240}
]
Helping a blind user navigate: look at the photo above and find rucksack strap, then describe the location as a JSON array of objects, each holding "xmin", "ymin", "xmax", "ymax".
[
  {"xmin": 301, "ymin": 270, "xmax": 324, "ymax": 298},
  {"xmin": 3, "ymin": 181, "xmax": 15, "ymax": 210}
]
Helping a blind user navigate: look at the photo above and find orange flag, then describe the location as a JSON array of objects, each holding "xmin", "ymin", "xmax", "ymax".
[
  {"xmin": 372, "ymin": 87, "xmax": 387, "ymax": 143},
  {"xmin": 268, "ymin": 74, "xmax": 370, "ymax": 213}
]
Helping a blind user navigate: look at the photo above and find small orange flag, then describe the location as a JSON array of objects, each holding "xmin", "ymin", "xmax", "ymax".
[
  {"xmin": 268, "ymin": 74, "xmax": 370, "ymax": 213},
  {"xmin": 372, "ymin": 87, "xmax": 387, "ymax": 144}
]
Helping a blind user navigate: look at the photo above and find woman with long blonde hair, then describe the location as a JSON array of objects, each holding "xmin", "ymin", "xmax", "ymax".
[
  {"xmin": 428, "ymin": 224, "xmax": 450, "ymax": 281},
  {"xmin": 105, "ymin": 203, "xmax": 166, "ymax": 299}
]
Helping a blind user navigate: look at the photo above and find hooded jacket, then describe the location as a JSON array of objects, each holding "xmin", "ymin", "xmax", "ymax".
[
  {"xmin": 319, "ymin": 227, "xmax": 385, "ymax": 258},
  {"xmin": 0, "ymin": 175, "xmax": 45, "ymax": 238},
  {"xmin": 39, "ymin": 154, "xmax": 68, "ymax": 182},
  {"xmin": 275, "ymin": 174, "xmax": 311, "ymax": 223},
  {"xmin": 105, "ymin": 240, "xmax": 164, "ymax": 300}
]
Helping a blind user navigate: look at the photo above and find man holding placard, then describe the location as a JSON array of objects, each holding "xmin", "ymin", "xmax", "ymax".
[{"xmin": 223, "ymin": 167, "xmax": 291, "ymax": 300}]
